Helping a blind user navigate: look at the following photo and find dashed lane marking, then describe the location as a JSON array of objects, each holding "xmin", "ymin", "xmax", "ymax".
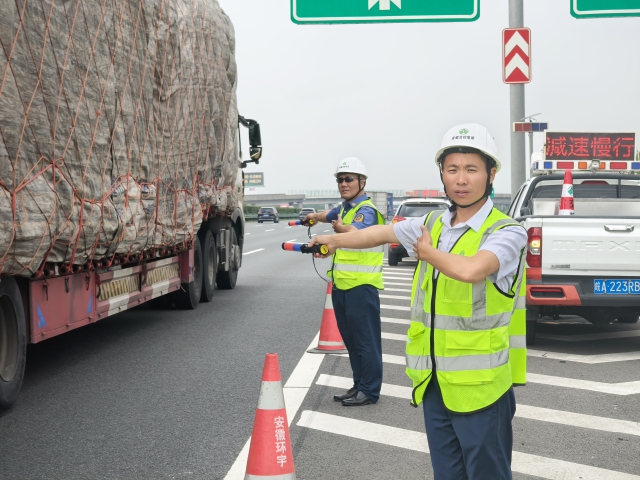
[
  {"xmin": 379, "ymin": 294, "xmax": 411, "ymax": 301},
  {"xmin": 297, "ymin": 411, "xmax": 640, "ymax": 480},
  {"xmin": 528, "ymin": 349, "xmax": 640, "ymax": 364},
  {"xmin": 284, "ymin": 239, "xmax": 298, "ymax": 243},
  {"xmin": 316, "ymin": 375, "xmax": 640, "ymax": 437},
  {"xmin": 245, "ymin": 233, "xmax": 251, "ymax": 235},
  {"xmin": 242, "ymin": 249, "xmax": 265, "ymax": 256},
  {"xmin": 538, "ymin": 330, "xmax": 640, "ymax": 342},
  {"xmin": 324, "ymin": 229, "xmax": 331, "ymax": 232},
  {"xmin": 265, "ymin": 229, "xmax": 274, "ymax": 232},
  {"xmin": 380, "ymin": 304, "xmax": 410, "ymax": 311}
]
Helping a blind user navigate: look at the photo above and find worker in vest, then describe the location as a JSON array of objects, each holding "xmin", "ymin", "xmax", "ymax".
[
  {"xmin": 309, "ymin": 124, "xmax": 527, "ymax": 479},
  {"xmin": 303, "ymin": 157, "xmax": 386, "ymax": 406}
]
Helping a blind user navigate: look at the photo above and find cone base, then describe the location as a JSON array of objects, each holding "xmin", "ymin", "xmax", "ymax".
[{"xmin": 306, "ymin": 347, "xmax": 348, "ymax": 354}]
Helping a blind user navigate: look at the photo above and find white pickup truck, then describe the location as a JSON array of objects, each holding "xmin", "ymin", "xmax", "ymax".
[{"xmin": 508, "ymin": 169, "xmax": 640, "ymax": 345}]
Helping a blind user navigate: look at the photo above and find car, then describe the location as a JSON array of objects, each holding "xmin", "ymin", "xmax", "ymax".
[
  {"xmin": 258, "ymin": 206, "xmax": 279, "ymax": 223},
  {"xmin": 388, "ymin": 198, "xmax": 450, "ymax": 266},
  {"xmin": 299, "ymin": 207, "xmax": 316, "ymax": 221}
]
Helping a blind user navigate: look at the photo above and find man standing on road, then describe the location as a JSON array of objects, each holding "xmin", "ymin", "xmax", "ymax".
[
  {"xmin": 309, "ymin": 125, "xmax": 528, "ymax": 479},
  {"xmin": 304, "ymin": 157, "xmax": 386, "ymax": 407}
]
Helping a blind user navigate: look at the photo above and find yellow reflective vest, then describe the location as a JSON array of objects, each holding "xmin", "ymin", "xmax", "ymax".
[
  {"xmin": 406, "ymin": 208, "xmax": 527, "ymax": 413},
  {"xmin": 328, "ymin": 199, "xmax": 385, "ymax": 290}
]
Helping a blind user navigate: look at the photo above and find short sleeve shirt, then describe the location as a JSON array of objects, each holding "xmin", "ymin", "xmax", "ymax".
[
  {"xmin": 392, "ymin": 199, "xmax": 527, "ymax": 292},
  {"xmin": 325, "ymin": 194, "xmax": 378, "ymax": 230}
]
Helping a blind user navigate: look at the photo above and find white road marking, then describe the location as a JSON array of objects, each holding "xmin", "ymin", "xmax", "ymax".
[
  {"xmin": 286, "ymin": 226, "xmax": 292, "ymax": 229},
  {"xmin": 528, "ymin": 373, "xmax": 640, "ymax": 395},
  {"xmin": 297, "ymin": 411, "xmax": 640, "ymax": 480},
  {"xmin": 382, "ymin": 271, "xmax": 413, "ymax": 276},
  {"xmin": 383, "ymin": 281, "xmax": 413, "ymax": 286},
  {"xmin": 528, "ymin": 349, "xmax": 640, "ymax": 364},
  {"xmin": 383, "ymin": 287, "xmax": 412, "ymax": 292},
  {"xmin": 224, "ymin": 333, "xmax": 323, "ymax": 479},
  {"xmin": 382, "ymin": 317, "xmax": 410, "ymax": 326},
  {"xmin": 314, "ymin": 374, "xmax": 640, "ymax": 437},
  {"xmin": 297, "ymin": 410, "xmax": 640, "ymax": 480},
  {"xmin": 242, "ymin": 249, "xmax": 265, "ymax": 256},
  {"xmin": 379, "ymin": 294, "xmax": 411, "ymax": 301},
  {"xmin": 323, "ymin": 229, "xmax": 331, "ymax": 232},
  {"xmin": 245, "ymin": 233, "xmax": 251, "ymax": 235},
  {"xmin": 265, "ymin": 228, "xmax": 274, "ymax": 232},
  {"xmin": 284, "ymin": 239, "xmax": 298, "ymax": 243},
  {"xmin": 380, "ymin": 304, "xmax": 410, "ymax": 311},
  {"xmin": 382, "ymin": 268, "xmax": 414, "ymax": 273},
  {"xmin": 381, "ymin": 332, "xmax": 407, "ymax": 341},
  {"xmin": 310, "ymin": 234, "xmax": 317, "ymax": 237},
  {"xmin": 538, "ymin": 330, "xmax": 640, "ymax": 342}
]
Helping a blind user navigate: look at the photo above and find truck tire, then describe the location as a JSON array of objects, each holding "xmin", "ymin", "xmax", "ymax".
[
  {"xmin": 617, "ymin": 315, "xmax": 639, "ymax": 324},
  {"xmin": 172, "ymin": 236, "xmax": 203, "ymax": 309},
  {"xmin": 388, "ymin": 252, "xmax": 398, "ymax": 266},
  {"xmin": 217, "ymin": 228, "xmax": 240, "ymax": 290},
  {"xmin": 0, "ymin": 277, "xmax": 27, "ymax": 414},
  {"xmin": 199, "ymin": 229, "xmax": 216, "ymax": 303}
]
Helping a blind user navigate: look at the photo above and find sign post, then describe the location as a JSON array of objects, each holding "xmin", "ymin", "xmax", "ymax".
[
  {"xmin": 508, "ymin": 0, "xmax": 526, "ymax": 200},
  {"xmin": 571, "ymin": 1, "xmax": 640, "ymax": 19},
  {"xmin": 291, "ymin": 0, "xmax": 480, "ymax": 24}
]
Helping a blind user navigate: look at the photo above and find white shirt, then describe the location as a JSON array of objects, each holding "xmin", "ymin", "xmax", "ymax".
[{"xmin": 393, "ymin": 199, "xmax": 527, "ymax": 293}]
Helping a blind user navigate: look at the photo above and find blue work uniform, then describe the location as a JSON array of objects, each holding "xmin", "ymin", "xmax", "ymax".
[
  {"xmin": 394, "ymin": 199, "xmax": 527, "ymax": 480},
  {"xmin": 326, "ymin": 195, "xmax": 383, "ymax": 403}
]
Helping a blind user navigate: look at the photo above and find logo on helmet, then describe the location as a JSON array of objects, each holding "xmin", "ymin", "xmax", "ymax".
[{"xmin": 459, "ymin": 128, "xmax": 469, "ymax": 135}]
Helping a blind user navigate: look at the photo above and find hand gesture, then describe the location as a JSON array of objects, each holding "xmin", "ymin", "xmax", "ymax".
[{"xmin": 412, "ymin": 225, "xmax": 433, "ymax": 261}]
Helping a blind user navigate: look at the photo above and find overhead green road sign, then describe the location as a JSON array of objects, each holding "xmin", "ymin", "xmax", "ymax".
[
  {"xmin": 571, "ymin": 0, "xmax": 640, "ymax": 18},
  {"xmin": 291, "ymin": 0, "xmax": 480, "ymax": 25}
]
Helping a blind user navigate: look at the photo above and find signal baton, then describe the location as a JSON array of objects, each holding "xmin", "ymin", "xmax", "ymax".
[
  {"xmin": 282, "ymin": 242, "xmax": 329, "ymax": 255},
  {"xmin": 288, "ymin": 219, "xmax": 316, "ymax": 226}
]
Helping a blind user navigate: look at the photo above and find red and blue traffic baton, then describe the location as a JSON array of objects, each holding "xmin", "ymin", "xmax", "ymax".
[
  {"xmin": 288, "ymin": 219, "xmax": 316, "ymax": 226},
  {"xmin": 282, "ymin": 242, "xmax": 329, "ymax": 255}
]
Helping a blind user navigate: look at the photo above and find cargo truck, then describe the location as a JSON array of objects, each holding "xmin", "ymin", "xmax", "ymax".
[{"xmin": 0, "ymin": 0, "xmax": 259, "ymax": 412}]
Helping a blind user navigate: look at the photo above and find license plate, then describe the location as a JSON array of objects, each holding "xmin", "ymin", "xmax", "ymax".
[{"xmin": 594, "ymin": 279, "xmax": 640, "ymax": 295}]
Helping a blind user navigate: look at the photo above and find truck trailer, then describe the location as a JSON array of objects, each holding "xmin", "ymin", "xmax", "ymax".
[{"xmin": 0, "ymin": 0, "xmax": 259, "ymax": 412}]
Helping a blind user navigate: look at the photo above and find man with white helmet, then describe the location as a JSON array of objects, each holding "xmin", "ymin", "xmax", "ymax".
[
  {"xmin": 303, "ymin": 157, "xmax": 386, "ymax": 406},
  {"xmin": 310, "ymin": 125, "xmax": 527, "ymax": 479}
]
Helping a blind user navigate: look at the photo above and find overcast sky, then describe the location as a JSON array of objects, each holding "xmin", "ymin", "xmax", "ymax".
[{"xmin": 219, "ymin": 1, "xmax": 640, "ymax": 196}]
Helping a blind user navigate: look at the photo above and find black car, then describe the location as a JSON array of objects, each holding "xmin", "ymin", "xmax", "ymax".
[{"xmin": 258, "ymin": 206, "xmax": 279, "ymax": 223}]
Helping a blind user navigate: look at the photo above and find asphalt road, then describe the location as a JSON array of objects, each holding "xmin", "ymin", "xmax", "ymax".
[{"xmin": 1, "ymin": 220, "xmax": 640, "ymax": 479}]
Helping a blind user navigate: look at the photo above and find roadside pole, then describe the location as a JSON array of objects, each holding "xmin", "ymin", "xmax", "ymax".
[{"xmin": 509, "ymin": 0, "xmax": 526, "ymax": 199}]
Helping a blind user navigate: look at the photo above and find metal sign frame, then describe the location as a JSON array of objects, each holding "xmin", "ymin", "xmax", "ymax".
[{"xmin": 571, "ymin": 0, "xmax": 640, "ymax": 19}]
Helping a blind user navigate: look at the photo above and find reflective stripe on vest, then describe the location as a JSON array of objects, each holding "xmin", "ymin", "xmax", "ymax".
[
  {"xmin": 329, "ymin": 199, "xmax": 385, "ymax": 290},
  {"xmin": 405, "ymin": 208, "xmax": 527, "ymax": 413}
]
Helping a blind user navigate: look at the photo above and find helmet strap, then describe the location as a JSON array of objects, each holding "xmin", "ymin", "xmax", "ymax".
[
  {"xmin": 344, "ymin": 175, "xmax": 365, "ymax": 203},
  {"xmin": 440, "ymin": 161, "xmax": 493, "ymax": 211}
]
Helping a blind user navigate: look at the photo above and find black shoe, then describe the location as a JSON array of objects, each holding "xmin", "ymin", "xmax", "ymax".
[
  {"xmin": 333, "ymin": 387, "xmax": 358, "ymax": 402},
  {"xmin": 341, "ymin": 391, "xmax": 373, "ymax": 406}
]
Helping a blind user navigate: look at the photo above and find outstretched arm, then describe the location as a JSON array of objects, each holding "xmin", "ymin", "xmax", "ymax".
[{"xmin": 308, "ymin": 224, "xmax": 399, "ymax": 257}]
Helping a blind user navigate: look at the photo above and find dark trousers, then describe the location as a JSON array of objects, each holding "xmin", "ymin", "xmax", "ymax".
[
  {"xmin": 423, "ymin": 379, "xmax": 516, "ymax": 480},
  {"xmin": 331, "ymin": 284, "xmax": 383, "ymax": 402}
]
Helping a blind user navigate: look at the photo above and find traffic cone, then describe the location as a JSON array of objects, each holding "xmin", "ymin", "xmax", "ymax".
[
  {"xmin": 245, "ymin": 353, "xmax": 296, "ymax": 480},
  {"xmin": 559, "ymin": 169, "xmax": 575, "ymax": 216},
  {"xmin": 307, "ymin": 282, "xmax": 348, "ymax": 354}
]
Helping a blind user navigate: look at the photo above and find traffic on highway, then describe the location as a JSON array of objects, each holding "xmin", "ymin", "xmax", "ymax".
[{"xmin": 1, "ymin": 1, "xmax": 639, "ymax": 480}]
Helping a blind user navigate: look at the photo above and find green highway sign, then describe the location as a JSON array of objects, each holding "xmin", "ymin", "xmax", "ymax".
[
  {"xmin": 291, "ymin": 0, "xmax": 480, "ymax": 25},
  {"xmin": 571, "ymin": 0, "xmax": 640, "ymax": 18}
]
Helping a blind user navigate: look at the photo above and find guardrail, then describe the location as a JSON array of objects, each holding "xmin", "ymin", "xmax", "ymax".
[{"xmin": 245, "ymin": 213, "xmax": 300, "ymax": 221}]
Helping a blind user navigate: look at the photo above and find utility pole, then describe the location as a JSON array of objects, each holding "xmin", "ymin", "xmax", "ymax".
[{"xmin": 509, "ymin": 0, "xmax": 526, "ymax": 199}]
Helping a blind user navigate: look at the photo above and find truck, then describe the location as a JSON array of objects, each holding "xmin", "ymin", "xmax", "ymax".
[
  {"xmin": 0, "ymin": 0, "xmax": 260, "ymax": 412},
  {"xmin": 369, "ymin": 191, "xmax": 393, "ymax": 219},
  {"xmin": 508, "ymin": 131, "xmax": 640, "ymax": 345}
]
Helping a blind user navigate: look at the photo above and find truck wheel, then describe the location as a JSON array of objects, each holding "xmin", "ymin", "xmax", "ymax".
[
  {"xmin": 0, "ymin": 277, "xmax": 27, "ymax": 414},
  {"xmin": 172, "ymin": 236, "xmax": 203, "ymax": 309},
  {"xmin": 617, "ymin": 315, "xmax": 639, "ymax": 324},
  {"xmin": 388, "ymin": 252, "xmax": 398, "ymax": 266},
  {"xmin": 217, "ymin": 228, "xmax": 240, "ymax": 290},
  {"xmin": 199, "ymin": 229, "xmax": 216, "ymax": 303}
]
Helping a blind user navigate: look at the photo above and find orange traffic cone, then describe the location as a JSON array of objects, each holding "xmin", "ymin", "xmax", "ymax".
[
  {"xmin": 559, "ymin": 169, "xmax": 575, "ymax": 216},
  {"xmin": 245, "ymin": 353, "xmax": 296, "ymax": 480},
  {"xmin": 307, "ymin": 282, "xmax": 348, "ymax": 354}
]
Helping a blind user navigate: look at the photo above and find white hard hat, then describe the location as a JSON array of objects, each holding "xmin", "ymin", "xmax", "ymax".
[
  {"xmin": 435, "ymin": 123, "xmax": 501, "ymax": 173},
  {"xmin": 335, "ymin": 157, "xmax": 368, "ymax": 178}
]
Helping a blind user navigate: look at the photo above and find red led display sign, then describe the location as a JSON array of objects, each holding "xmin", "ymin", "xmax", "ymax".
[{"xmin": 545, "ymin": 132, "xmax": 636, "ymax": 161}]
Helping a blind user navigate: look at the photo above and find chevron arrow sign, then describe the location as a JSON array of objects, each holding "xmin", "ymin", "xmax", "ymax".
[{"xmin": 503, "ymin": 28, "xmax": 531, "ymax": 84}]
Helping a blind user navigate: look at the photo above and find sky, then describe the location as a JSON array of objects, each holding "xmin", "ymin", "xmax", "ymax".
[{"xmin": 219, "ymin": 1, "xmax": 640, "ymax": 196}]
